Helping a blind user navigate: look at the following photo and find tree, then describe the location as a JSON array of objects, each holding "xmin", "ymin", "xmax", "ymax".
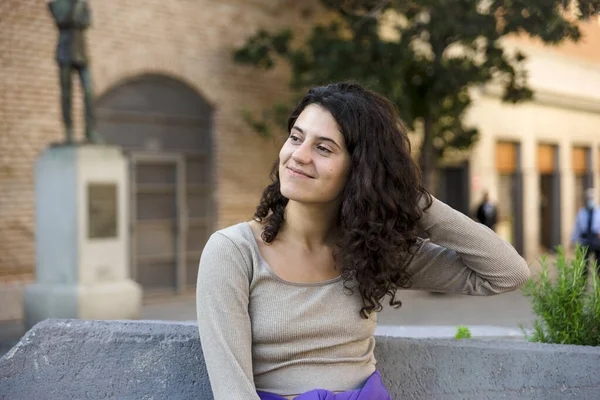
[{"xmin": 233, "ymin": 0, "xmax": 599, "ymax": 191}]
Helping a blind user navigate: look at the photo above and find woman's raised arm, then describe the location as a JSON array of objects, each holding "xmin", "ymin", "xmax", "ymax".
[{"xmin": 407, "ymin": 197, "xmax": 530, "ymax": 295}]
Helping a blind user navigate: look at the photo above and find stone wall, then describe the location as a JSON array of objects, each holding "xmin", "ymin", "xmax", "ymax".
[{"xmin": 1, "ymin": 319, "xmax": 599, "ymax": 399}]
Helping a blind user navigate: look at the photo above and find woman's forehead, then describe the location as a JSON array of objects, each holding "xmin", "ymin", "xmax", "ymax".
[{"xmin": 294, "ymin": 104, "xmax": 343, "ymax": 140}]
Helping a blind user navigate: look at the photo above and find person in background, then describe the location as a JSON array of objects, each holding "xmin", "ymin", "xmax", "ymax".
[
  {"xmin": 476, "ymin": 191, "xmax": 498, "ymax": 232},
  {"xmin": 571, "ymin": 187, "xmax": 600, "ymax": 278}
]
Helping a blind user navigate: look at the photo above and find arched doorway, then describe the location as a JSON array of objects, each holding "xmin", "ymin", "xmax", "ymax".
[{"xmin": 96, "ymin": 74, "xmax": 214, "ymax": 294}]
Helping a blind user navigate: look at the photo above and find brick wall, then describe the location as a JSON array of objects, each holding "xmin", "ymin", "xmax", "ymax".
[{"xmin": 0, "ymin": 0, "xmax": 319, "ymax": 279}]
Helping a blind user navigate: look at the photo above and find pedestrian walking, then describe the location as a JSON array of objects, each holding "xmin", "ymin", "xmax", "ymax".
[
  {"xmin": 571, "ymin": 187, "xmax": 600, "ymax": 278},
  {"xmin": 476, "ymin": 191, "xmax": 498, "ymax": 231}
]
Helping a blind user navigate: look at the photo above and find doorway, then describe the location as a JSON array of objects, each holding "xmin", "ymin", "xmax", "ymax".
[
  {"xmin": 96, "ymin": 74, "xmax": 214, "ymax": 293},
  {"xmin": 129, "ymin": 153, "xmax": 186, "ymax": 293},
  {"xmin": 438, "ymin": 162, "xmax": 470, "ymax": 216}
]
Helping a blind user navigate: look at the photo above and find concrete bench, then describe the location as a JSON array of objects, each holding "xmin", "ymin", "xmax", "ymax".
[{"xmin": 1, "ymin": 319, "xmax": 599, "ymax": 399}]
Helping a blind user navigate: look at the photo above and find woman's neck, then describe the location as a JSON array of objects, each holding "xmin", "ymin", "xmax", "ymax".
[{"xmin": 279, "ymin": 200, "xmax": 340, "ymax": 250}]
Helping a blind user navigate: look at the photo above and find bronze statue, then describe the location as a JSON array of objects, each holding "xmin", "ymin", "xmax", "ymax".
[{"xmin": 48, "ymin": 0, "xmax": 101, "ymax": 144}]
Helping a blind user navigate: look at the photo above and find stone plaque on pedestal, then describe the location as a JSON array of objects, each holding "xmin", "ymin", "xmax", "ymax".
[
  {"xmin": 88, "ymin": 183, "xmax": 118, "ymax": 239},
  {"xmin": 24, "ymin": 145, "xmax": 142, "ymax": 329}
]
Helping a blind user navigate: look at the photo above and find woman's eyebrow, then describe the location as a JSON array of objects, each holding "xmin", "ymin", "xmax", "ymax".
[{"xmin": 292, "ymin": 125, "xmax": 341, "ymax": 149}]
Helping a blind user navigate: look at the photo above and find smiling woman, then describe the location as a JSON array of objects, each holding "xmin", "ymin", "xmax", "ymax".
[{"xmin": 196, "ymin": 82, "xmax": 530, "ymax": 400}]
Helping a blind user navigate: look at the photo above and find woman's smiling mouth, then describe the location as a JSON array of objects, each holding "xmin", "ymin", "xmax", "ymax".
[{"xmin": 287, "ymin": 167, "xmax": 314, "ymax": 178}]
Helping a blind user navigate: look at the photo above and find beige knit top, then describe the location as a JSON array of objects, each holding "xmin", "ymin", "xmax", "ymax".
[{"xmin": 195, "ymin": 198, "xmax": 530, "ymax": 400}]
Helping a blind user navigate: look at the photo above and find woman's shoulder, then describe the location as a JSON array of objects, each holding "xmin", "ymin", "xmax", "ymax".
[
  {"xmin": 202, "ymin": 222, "xmax": 259, "ymax": 266},
  {"xmin": 213, "ymin": 221, "xmax": 250, "ymax": 239},
  {"xmin": 198, "ymin": 222, "xmax": 260, "ymax": 282},
  {"xmin": 206, "ymin": 222, "xmax": 254, "ymax": 250}
]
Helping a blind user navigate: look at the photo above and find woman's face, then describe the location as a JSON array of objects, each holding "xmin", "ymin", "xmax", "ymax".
[{"xmin": 279, "ymin": 104, "xmax": 351, "ymax": 205}]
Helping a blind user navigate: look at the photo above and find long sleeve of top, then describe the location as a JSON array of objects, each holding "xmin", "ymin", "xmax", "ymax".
[
  {"xmin": 196, "ymin": 232, "xmax": 259, "ymax": 400},
  {"xmin": 407, "ymin": 197, "xmax": 530, "ymax": 294}
]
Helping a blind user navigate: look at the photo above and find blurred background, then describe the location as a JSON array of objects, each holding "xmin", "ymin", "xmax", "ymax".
[{"xmin": 1, "ymin": 0, "xmax": 600, "ymax": 354}]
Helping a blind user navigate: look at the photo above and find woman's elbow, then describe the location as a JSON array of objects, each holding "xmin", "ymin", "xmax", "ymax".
[
  {"xmin": 493, "ymin": 257, "xmax": 531, "ymax": 293},
  {"xmin": 511, "ymin": 258, "xmax": 531, "ymax": 289}
]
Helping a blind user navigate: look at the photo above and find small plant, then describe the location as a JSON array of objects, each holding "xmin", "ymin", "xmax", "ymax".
[
  {"xmin": 522, "ymin": 245, "xmax": 600, "ymax": 346},
  {"xmin": 455, "ymin": 325, "xmax": 472, "ymax": 340}
]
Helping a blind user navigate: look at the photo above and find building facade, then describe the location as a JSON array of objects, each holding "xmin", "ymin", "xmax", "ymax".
[{"xmin": 1, "ymin": 1, "xmax": 599, "ymax": 319}]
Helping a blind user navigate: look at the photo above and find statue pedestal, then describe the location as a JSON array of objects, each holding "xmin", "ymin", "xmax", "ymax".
[{"xmin": 24, "ymin": 145, "xmax": 142, "ymax": 329}]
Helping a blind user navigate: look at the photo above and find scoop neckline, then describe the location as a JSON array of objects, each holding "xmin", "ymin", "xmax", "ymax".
[{"xmin": 242, "ymin": 222, "xmax": 344, "ymax": 287}]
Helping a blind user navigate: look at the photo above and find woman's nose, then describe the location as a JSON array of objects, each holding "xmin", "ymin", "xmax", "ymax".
[{"xmin": 292, "ymin": 142, "xmax": 312, "ymax": 164}]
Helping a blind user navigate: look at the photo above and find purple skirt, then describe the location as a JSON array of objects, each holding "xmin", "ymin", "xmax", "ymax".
[{"xmin": 256, "ymin": 370, "xmax": 392, "ymax": 400}]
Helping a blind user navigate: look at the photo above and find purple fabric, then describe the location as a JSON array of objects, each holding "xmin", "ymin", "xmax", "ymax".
[{"xmin": 257, "ymin": 370, "xmax": 392, "ymax": 400}]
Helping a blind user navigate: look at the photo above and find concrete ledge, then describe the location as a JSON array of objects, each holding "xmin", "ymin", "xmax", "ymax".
[{"xmin": 1, "ymin": 319, "xmax": 599, "ymax": 399}]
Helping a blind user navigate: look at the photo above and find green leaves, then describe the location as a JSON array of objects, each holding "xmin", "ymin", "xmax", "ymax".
[
  {"xmin": 233, "ymin": 29, "xmax": 294, "ymax": 69},
  {"xmin": 241, "ymin": 101, "xmax": 293, "ymax": 139},
  {"xmin": 522, "ymin": 245, "xmax": 600, "ymax": 346},
  {"xmin": 576, "ymin": 0, "xmax": 600, "ymax": 19},
  {"xmin": 455, "ymin": 325, "xmax": 472, "ymax": 339}
]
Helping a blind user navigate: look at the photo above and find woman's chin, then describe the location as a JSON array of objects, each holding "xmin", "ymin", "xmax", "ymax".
[{"xmin": 280, "ymin": 187, "xmax": 314, "ymax": 203}]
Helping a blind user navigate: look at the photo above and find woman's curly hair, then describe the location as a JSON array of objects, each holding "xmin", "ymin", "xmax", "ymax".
[{"xmin": 254, "ymin": 81, "xmax": 432, "ymax": 318}]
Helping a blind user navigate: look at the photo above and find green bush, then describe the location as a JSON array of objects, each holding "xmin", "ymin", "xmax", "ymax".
[
  {"xmin": 522, "ymin": 245, "xmax": 600, "ymax": 346},
  {"xmin": 455, "ymin": 325, "xmax": 472, "ymax": 340}
]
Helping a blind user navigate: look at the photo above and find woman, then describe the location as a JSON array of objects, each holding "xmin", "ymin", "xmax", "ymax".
[{"xmin": 196, "ymin": 82, "xmax": 530, "ymax": 399}]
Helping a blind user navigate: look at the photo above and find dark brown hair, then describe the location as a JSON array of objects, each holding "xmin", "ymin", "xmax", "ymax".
[{"xmin": 254, "ymin": 81, "xmax": 432, "ymax": 318}]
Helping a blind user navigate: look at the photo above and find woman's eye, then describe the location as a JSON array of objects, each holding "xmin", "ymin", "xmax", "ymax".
[
  {"xmin": 290, "ymin": 135, "xmax": 300, "ymax": 142},
  {"xmin": 317, "ymin": 145, "xmax": 332, "ymax": 154}
]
